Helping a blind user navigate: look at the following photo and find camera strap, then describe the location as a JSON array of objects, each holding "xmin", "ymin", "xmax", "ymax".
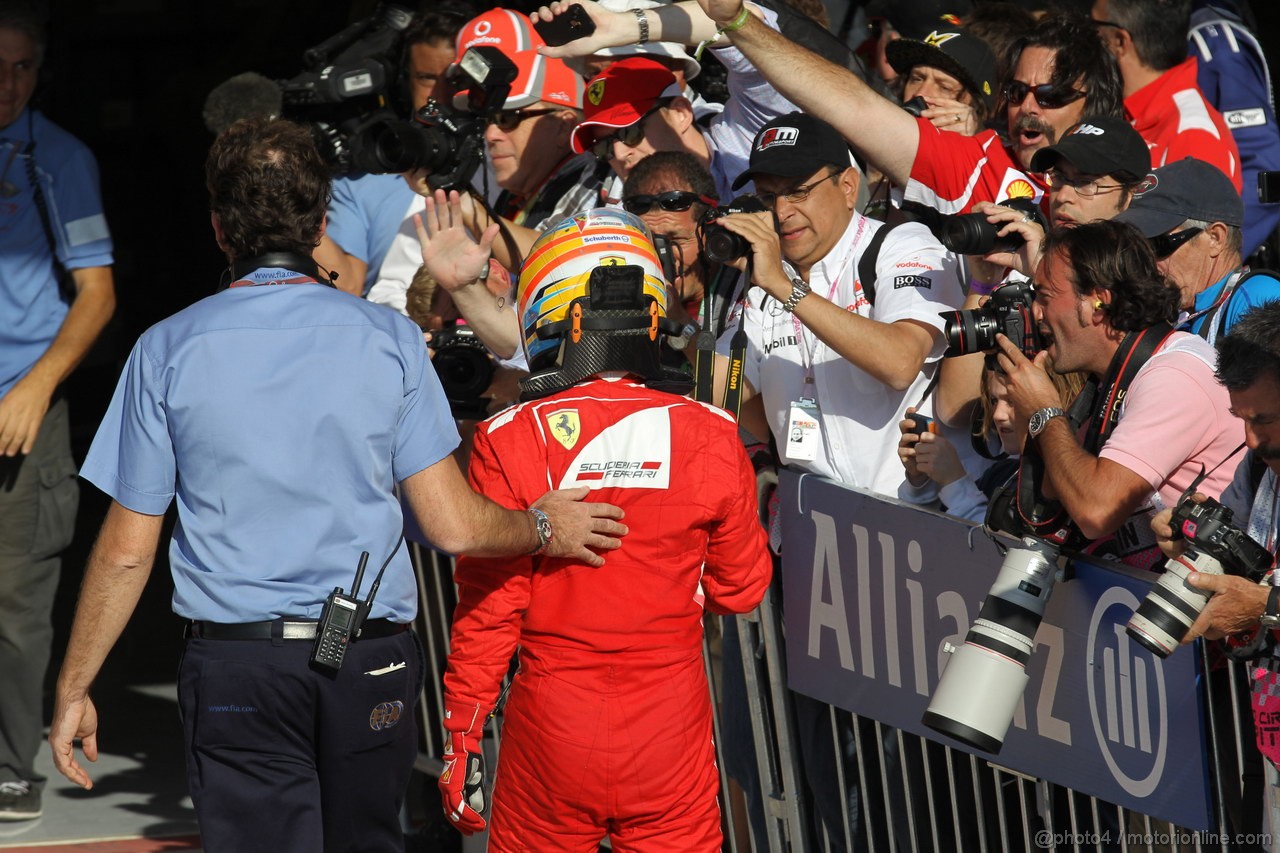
[
  {"xmin": 22, "ymin": 112, "xmax": 76, "ymax": 305},
  {"xmin": 1080, "ymin": 323, "xmax": 1174, "ymax": 454}
]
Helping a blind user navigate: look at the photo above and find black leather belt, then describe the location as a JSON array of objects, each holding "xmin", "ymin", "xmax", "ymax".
[{"xmin": 187, "ymin": 618, "xmax": 409, "ymax": 641}]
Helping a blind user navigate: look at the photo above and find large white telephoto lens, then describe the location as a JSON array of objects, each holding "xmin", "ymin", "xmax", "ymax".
[
  {"xmin": 1125, "ymin": 550, "xmax": 1222, "ymax": 657},
  {"xmin": 923, "ymin": 539, "xmax": 1060, "ymax": 753}
]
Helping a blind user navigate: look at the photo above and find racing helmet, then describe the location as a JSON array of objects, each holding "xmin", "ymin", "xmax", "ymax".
[{"xmin": 516, "ymin": 208, "xmax": 690, "ymax": 399}]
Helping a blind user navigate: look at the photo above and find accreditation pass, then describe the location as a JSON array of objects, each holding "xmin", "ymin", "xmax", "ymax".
[{"xmin": 785, "ymin": 397, "xmax": 821, "ymax": 462}]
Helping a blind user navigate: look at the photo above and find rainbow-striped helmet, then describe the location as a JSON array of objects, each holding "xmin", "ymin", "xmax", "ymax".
[{"xmin": 517, "ymin": 208, "xmax": 668, "ymax": 369}]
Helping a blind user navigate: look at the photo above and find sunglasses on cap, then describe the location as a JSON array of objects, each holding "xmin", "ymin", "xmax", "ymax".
[
  {"xmin": 486, "ymin": 108, "xmax": 558, "ymax": 132},
  {"xmin": 622, "ymin": 191, "xmax": 715, "ymax": 215},
  {"xmin": 1150, "ymin": 226, "xmax": 1203, "ymax": 259},
  {"xmin": 1001, "ymin": 80, "xmax": 1086, "ymax": 110},
  {"xmin": 590, "ymin": 99, "xmax": 674, "ymax": 161}
]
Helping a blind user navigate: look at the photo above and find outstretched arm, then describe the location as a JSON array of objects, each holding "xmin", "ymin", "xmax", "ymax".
[
  {"xmin": 535, "ymin": 0, "xmax": 921, "ymax": 186},
  {"xmin": 414, "ymin": 189, "xmax": 522, "ymax": 359}
]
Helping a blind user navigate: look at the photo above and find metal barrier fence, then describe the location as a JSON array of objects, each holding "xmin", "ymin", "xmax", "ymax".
[{"xmin": 406, "ymin": 474, "xmax": 1269, "ymax": 853}]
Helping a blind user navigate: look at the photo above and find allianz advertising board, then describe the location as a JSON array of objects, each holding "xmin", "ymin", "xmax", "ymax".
[{"xmin": 779, "ymin": 470, "xmax": 1212, "ymax": 831}]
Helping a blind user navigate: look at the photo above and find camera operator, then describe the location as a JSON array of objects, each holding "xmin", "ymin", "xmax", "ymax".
[
  {"xmin": 994, "ymin": 219, "xmax": 1243, "ymax": 566},
  {"xmin": 374, "ymin": 8, "xmax": 602, "ymax": 358},
  {"xmin": 1114, "ymin": 157, "xmax": 1280, "ymax": 344},
  {"xmin": 314, "ymin": 0, "xmax": 479, "ymax": 296},
  {"xmin": 1148, "ymin": 302, "xmax": 1280, "ymax": 839},
  {"xmin": 46, "ymin": 117, "xmax": 628, "ymax": 851}
]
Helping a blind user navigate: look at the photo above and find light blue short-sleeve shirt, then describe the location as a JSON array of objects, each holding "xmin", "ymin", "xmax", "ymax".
[{"xmin": 81, "ymin": 273, "xmax": 460, "ymax": 623}]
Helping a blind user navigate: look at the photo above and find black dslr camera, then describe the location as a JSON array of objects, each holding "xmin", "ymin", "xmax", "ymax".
[
  {"xmin": 699, "ymin": 194, "xmax": 770, "ymax": 265},
  {"xmin": 429, "ymin": 327, "xmax": 498, "ymax": 421},
  {"xmin": 941, "ymin": 279, "xmax": 1043, "ymax": 357},
  {"xmin": 1169, "ymin": 494, "xmax": 1272, "ymax": 577},
  {"xmin": 939, "ymin": 197, "xmax": 1046, "ymax": 255},
  {"xmin": 354, "ymin": 46, "xmax": 519, "ymax": 190},
  {"xmin": 277, "ymin": 2, "xmax": 416, "ymax": 173}
]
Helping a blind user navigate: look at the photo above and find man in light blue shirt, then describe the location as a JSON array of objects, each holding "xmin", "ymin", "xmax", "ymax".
[
  {"xmin": 0, "ymin": 3, "xmax": 115, "ymax": 823},
  {"xmin": 46, "ymin": 116, "xmax": 624, "ymax": 852}
]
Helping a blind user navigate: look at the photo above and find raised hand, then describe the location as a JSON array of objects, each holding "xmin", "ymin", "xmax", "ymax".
[{"xmin": 414, "ymin": 189, "xmax": 502, "ymax": 293}]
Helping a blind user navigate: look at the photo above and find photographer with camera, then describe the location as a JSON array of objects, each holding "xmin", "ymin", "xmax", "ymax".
[
  {"xmin": 994, "ymin": 219, "xmax": 1242, "ymax": 566},
  {"xmin": 1146, "ymin": 302, "xmax": 1280, "ymax": 837},
  {"xmin": 46, "ymin": 117, "xmax": 629, "ymax": 852},
  {"xmin": 1114, "ymin": 157, "xmax": 1280, "ymax": 344}
]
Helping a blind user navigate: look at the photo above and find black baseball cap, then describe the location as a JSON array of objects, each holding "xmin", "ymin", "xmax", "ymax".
[
  {"xmin": 866, "ymin": 0, "xmax": 973, "ymax": 40},
  {"xmin": 886, "ymin": 27, "xmax": 997, "ymax": 114},
  {"xmin": 1029, "ymin": 116, "xmax": 1151, "ymax": 182},
  {"xmin": 732, "ymin": 113, "xmax": 854, "ymax": 191},
  {"xmin": 1113, "ymin": 157, "xmax": 1245, "ymax": 237}
]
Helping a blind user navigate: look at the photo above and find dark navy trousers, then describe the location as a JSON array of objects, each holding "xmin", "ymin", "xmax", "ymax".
[{"xmin": 178, "ymin": 629, "xmax": 424, "ymax": 852}]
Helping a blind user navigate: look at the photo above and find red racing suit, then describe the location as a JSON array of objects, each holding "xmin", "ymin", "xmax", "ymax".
[{"xmin": 444, "ymin": 377, "xmax": 772, "ymax": 852}]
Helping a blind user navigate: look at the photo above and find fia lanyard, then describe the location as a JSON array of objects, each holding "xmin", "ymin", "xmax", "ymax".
[{"xmin": 227, "ymin": 269, "xmax": 322, "ymax": 288}]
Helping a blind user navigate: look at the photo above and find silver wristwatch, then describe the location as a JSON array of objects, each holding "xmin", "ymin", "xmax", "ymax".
[
  {"xmin": 667, "ymin": 321, "xmax": 700, "ymax": 350},
  {"xmin": 527, "ymin": 508, "xmax": 553, "ymax": 555},
  {"xmin": 1028, "ymin": 406, "xmax": 1066, "ymax": 438},
  {"xmin": 1260, "ymin": 586, "xmax": 1280, "ymax": 629},
  {"xmin": 781, "ymin": 277, "xmax": 810, "ymax": 313}
]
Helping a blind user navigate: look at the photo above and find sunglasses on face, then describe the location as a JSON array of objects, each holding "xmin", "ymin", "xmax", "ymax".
[
  {"xmin": 1150, "ymin": 226, "xmax": 1203, "ymax": 259},
  {"xmin": 487, "ymin": 108, "xmax": 557, "ymax": 132},
  {"xmin": 590, "ymin": 99, "xmax": 672, "ymax": 161},
  {"xmin": 1001, "ymin": 80, "xmax": 1087, "ymax": 110},
  {"xmin": 622, "ymin": 191, "xmax": 711, "ymax": 215}
]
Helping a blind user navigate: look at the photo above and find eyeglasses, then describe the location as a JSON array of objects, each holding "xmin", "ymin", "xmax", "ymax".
[
  {"xmin": 1150, "ymin": 226, "xmax": 1203, "ymax": 259},
  {"xmin": 590, "ymin": 99, "xmax": 672, "ymax": 161},
  {"xmin": 1043, "ymin": 170, "xmax": 1127, "ymax": 198},
  {"xmin": 487, "ymin": 108, "xmax": 557, "ymax": 132},
  {"xmin": 756, "ymin": 171, "xmax": 842, "ymax": 208},
  {"xmin": 622, "ymin": 191, "xmax": 712, "ymax": 215},
  {"xmin": 1001, "ymin": 80, "xmax": 1087, "ymax": 110}
]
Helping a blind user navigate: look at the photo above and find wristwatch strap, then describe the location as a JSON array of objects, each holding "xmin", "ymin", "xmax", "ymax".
[{"xmin": 781, "ymin": 277, "xmax": 809, "ymax": 313}]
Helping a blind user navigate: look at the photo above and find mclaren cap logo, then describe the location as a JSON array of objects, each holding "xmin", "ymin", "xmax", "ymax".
[{"xmin": 547, "ymin": 409, "xmax": 581, "ymax": 450}]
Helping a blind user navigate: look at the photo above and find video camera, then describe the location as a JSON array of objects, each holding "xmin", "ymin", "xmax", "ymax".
[
  {"xmin": 941, "ymin": 279, "xmax": 1043, "ymax": 358},
  {"xmin": 1126, "ymin": 488, "xmax": 1272, "ymax": 657},
  {"xmin": 353, "ymin": 46, "xmax": 517, "ymax": 191},
  {"xmin": 699, "ymin": 194, "xmax": 770, "ymax": 265},
  {"xmin": 276, "ymin": 2, "xmax": 416, "ymax": 173}
]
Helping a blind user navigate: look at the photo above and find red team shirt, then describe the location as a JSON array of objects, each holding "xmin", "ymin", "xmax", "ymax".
[
  {"xmin": 1125, "ymin": 56, "xmax": 1242, "ymax": 192},
  {"xmin": 904, "ymin": 118, "xmax": 1049, "ymax": 216}
]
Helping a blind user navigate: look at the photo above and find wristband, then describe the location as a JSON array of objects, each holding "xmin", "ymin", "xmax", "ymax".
[
  {"xmin": 695, "ymin": 3, "xmax": 750, "ymax": 59},
  {"xmin": 632, "ymin": 8, "xmax": 650, "ymax": 44},
  {"xmin": 968, "ymin": 279, "xmax": 998, "ymax": 296}
]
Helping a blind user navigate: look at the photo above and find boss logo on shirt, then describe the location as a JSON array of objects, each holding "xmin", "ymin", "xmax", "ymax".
[{"xmin": 893, "ymin": 274, "xmax": 932, "ymax": 290}]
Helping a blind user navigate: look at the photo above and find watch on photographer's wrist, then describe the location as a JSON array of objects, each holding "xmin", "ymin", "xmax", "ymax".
[
  {"xmin": 527, "ymin": 508, "xmax": 553, "ymax": 555},
  {"xmin": 781, "ymin": 277, "xmax": 810, "ymax": 313},
  {"xmin": 1260, "ymin": 586, "xmax": 1280, "ymax": 629},
  {"xmin": 667, "ymin": 321, "xmax": 700, "ymax": 350},
  {"xmin": 1028, "ymin": 406, "xmax": 1065, "ymax": 438}
]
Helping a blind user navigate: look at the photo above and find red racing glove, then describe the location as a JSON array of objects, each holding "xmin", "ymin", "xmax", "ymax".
[{"xmin": 439, "ymin": 701, "xmax": 488, "ymax": 835}]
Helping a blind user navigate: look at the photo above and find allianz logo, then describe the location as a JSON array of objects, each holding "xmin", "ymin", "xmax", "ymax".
[{"xmin": 1087, "ymin": 587, "xmax": 1169, "ymax": 797}]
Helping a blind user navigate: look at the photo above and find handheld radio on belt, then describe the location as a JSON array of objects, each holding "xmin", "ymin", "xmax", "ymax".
[{"xmin": 311, "ymin": 539, "xmax": 403, "ymax": 672}]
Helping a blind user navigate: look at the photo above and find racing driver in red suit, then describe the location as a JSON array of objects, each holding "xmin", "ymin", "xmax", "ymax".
[{"xmin": 414, "ymin": 191, "xmax": 771, "ymax": 852}]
